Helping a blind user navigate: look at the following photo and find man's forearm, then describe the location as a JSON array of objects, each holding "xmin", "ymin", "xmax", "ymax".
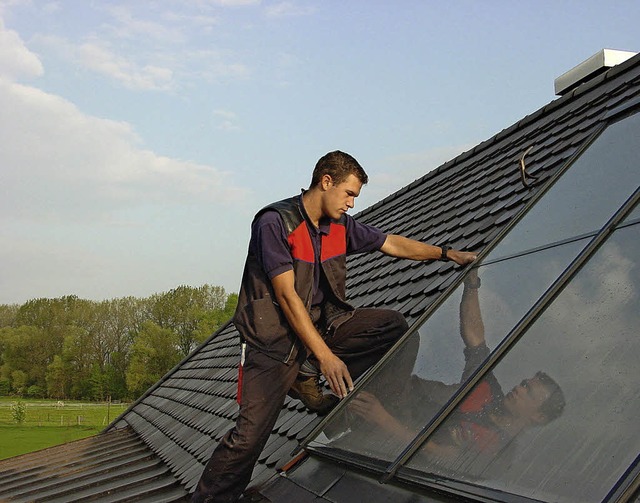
[
  {"xmin": 380, "ymin": 234, "xmax": 441, "ymax": 260},
  {"xmin": 380, "ymin": 234, "xmax": 477, "ymax": 265},
  {"xmin": 274, "ymin": 287, "xmax": 333, "ymax": 362},
  {"xmin": 271, "ymin": 270, "xmax": 353, "ymax": 397},
  {"xmin": 460, "ymin": 283, "xmax": 485, "ymax": 347}
]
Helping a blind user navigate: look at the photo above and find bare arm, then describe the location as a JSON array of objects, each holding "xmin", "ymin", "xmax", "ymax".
[
  {"xmin": 349, "ymin": 392, "xmax": 461, "ymax": 461},
  {"xmin": 271, "ymin": 270, "xmax": 353, "ymax": 398},
  {"xmin": 459, "ymin": 269, "xmax": 485, "ymax": 348},
  {"xmin": 349, "ymin": 392, "xmax": 414, "ymax": 443},
  {"xmin": 380, "ymin": 234, "xmax": 477, "ymax": 266}
]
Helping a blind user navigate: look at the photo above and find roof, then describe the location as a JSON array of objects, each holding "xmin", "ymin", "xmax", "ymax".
[
  {"xmin": 0, "ymin": 427, "xmax": 189, "ymax": 502},
  {"xmin": 1, "ymin": 51, "xmax": 639, "ymax": 502}
]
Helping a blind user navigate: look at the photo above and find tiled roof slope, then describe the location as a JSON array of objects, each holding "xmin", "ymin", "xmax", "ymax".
[
  {"xmin": 0, "ymin": 426, "xmax": 189, "ymax": 502},
  {"xmin": 4, "ymin": 53, "xmax": 639, "ymax": 502},
  {"xmin": 110, "ymin": 52, "xmax": 640, "ymax": 499}
]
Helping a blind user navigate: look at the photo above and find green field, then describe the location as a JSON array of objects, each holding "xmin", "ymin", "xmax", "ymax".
[{"xmin": 0, "ymin": 398, "xmax": 130, "ymax": 461}]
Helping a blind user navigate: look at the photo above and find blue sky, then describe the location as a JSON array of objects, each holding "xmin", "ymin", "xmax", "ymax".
[{"xmin": 1, "ymin": 0, "xmax": 638, "ymax": 304}]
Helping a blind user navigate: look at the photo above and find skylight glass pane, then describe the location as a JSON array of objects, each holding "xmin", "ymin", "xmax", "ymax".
[
  {"xmin": 491, "ymin": 112, "xmax": 640, "ymax": 260},
  {"xmin": 404, "ymin": 220, "xmax": 640, "ymax": 503},
  {"xmin": 627, "ymin": 204, "xmax": 640, "ymax": 222},
  {"xmin": 309, "ymin": 238, "xmax": 587, "ymax": 463}
]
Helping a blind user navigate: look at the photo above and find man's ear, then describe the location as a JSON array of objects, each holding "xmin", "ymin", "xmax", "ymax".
[{"xmin": 321, "ymin": 174, "xmax": 333, "ymax": 190}]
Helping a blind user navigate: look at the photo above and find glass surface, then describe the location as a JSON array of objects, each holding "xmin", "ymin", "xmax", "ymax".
[
  {"xmin": 309, "ymin": 238, "xmax": 587, "ymax": 463},
  {"xmin": 405, "ymin": 222, "xmax": 640, "ymax": 503},
  {"xmin": 491, "ymin": 112, "xmax": 640, "ymax": 260},
  {"xmin": 626, "ymin": 203, "xmax": 640, "ymax": 222}
]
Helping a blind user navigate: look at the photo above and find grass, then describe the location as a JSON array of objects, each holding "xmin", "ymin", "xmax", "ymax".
[{"xmin": 0, "ymin": 398, "xmax": 130, "ymax": 461}]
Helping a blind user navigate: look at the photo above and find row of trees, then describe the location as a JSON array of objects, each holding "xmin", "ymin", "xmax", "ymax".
[{"xmin": 0, "ymin": 285, "xmax": 237, "ymax": 401}]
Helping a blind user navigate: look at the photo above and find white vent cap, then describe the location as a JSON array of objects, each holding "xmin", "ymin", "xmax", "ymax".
[{"xmin": 554, "ymin": 49, "xmax": 637, "ymax": 96}]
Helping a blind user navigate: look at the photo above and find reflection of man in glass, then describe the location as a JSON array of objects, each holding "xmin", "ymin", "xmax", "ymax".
[{"xmin": 349, "ymin": 269, "xmax": 566, "ymax": 465}]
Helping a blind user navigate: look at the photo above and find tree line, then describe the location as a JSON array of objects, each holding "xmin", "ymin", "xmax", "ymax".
[{"xmin": 0, "ymin": 285, "xmax": 237, "ymax": 402}]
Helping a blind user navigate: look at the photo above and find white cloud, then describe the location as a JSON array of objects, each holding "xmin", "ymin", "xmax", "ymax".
[
  {"xmin": 0, "ymin": 18, "xmax": 44, "ymax": 80},
  {"xmin": 0, "ymin": 0, "xmax": 28, "ymax": 16},
  {"xmin": 265, "ymin": 1, "xmax": 316, "ymax": 18},
  {"xmin": 0, "ymin": 78, "xmax": 248, "ymax": 224},
  {"xmin": 3, "ymin": 2, "xmax": 254, "ymax": 93},
  {"xmin": 213, "ymin": 109, "xmax": 241, "ymax": 131},
  {"xmin": 41, "ymin": 2, "xmax": 61, "ymax": 14},
  {"xmin": 34, "ymin": 34, "xmax": 175, "ymax": 91},
  {"xmin": 102, "ymin": 4, "xmax": 185, "ymax": 44},
  {"xmin": 77, "ymin": 41, "xmax": 174, "ymax": 91},
  {"xmin": 187, "ymin": 48, "xmax": 251, "ymax": 82},
  {"xmin": 161, "ymin": 10, "xmax": 219, "ymax": 30},
  {"xmin": 0, "ymin": 11, "xmax": 251, "ymax": 303},
  {"xmin": 35, "ymin": 32, "xmax": 249, "ymax": 90},
  {"xmin": 208, "ymin": 0, "xmax": 261, "ymax": 6}
]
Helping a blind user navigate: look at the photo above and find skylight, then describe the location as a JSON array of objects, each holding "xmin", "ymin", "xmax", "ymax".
[{"xmin": 305, "ymin": 109, "xmax": 640, "ymax": 502}]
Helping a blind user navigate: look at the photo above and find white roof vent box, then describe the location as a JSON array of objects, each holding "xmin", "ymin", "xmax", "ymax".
[{"xmin": 554, "ymin": 49, "xmax": 637, "ymax": 96}]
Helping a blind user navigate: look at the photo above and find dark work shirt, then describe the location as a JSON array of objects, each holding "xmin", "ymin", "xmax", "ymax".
[{"xmin": 250, "ymin": 195, "xmax": 386, "ymax": 307}]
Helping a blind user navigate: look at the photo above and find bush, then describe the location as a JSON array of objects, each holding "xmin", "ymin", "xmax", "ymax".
[
  {"xmin": 0, "ymin": 378, "xmax": 10, "ymax": 396},
  {"xmin": 11, "ymin": 400, "xmax": 27, "ymax": 424},
  {"xmin": 26, "ymin": 385, "xmax": 45, "ymax": 398}
]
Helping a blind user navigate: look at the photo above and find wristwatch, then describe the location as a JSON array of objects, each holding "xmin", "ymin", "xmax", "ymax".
[{"xmin": 439, "ymin": 245, "xmax": 451, "ymax": 261}]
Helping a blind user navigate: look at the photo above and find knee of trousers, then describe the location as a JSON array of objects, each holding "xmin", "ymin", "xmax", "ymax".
[
  {"xmin": 219, "ymin": 421, "xmax": 273, "ymax": 454},
  {"xmin": 388, "ymin": 310, "xmax": 409, "ymax": 339}
]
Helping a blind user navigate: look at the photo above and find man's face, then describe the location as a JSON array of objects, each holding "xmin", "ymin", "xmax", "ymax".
[
  {"xmin": 503, "ymin": 375, "xmax": 551, "ymax": 424},
  {"xmin": 320, "ymin": 174, "xmax": 363, "ymax": 220}
]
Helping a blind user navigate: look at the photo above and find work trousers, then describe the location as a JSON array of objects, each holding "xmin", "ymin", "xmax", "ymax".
[{"xmin": 191, "ymin": 308, "xmax": 408, "ymax": 503}]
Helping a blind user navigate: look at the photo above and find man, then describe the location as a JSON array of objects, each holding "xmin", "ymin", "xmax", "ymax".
[
  {"xmin": 192, "ymin": 150, "xmax": 477, "ymax": 502},
  {"xmin": 348, "ymin": 269, "xmax": 565, "ymax": 472}
]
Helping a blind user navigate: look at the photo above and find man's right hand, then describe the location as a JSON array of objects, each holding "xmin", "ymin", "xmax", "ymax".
[
  {"xmin": 319, "ymin": 353, "xmax": 354, "ymax": 399},
  {"xmin": 449, "ymin": 249, "xmax": 478, "ymax": 266}
]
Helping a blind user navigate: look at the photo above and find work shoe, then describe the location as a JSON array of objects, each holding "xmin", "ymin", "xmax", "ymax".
[{"xmin": 288, "ymin": 375, "xmax": 339, "ymax": 415}]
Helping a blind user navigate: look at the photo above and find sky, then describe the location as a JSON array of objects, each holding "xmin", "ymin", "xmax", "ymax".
[{"xmin": 1, "ymin": 0, "xmax": 639, "ymax": 305}]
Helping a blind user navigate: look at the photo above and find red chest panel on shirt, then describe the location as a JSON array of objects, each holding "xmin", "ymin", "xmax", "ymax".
[
  {"xmin": 459, "ymin": 380, "xmax": 492, "ymax": 413},
  {"xmin": 321, "ymin": 223, "xmax": 347, "ymax": 262},
  {"xmin": 288, "ymin": 223, "xmax": 315, "ymax": 263},
  {"xmin": 459, "ymin": 420, "xmax": 501, "ymax": 452},
  {"xmin": 288, "ymin": 221, "xmax": 347, "ymax": 263}
]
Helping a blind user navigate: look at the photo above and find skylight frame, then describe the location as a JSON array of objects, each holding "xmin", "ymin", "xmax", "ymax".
[
  {"xmin": 299, "ymin": 118, "xmax": 610, "ymax": 457},
  {"xmin": 392, "ymin": 188, "xmax": 640, "ymax": 502},
  {"xmin": 302, "ymin": 107, "xmax": 640, "ymax": 502},
  {"xmin": 389, "ymin": 107, "xmax": 640, "ymax": 501}
]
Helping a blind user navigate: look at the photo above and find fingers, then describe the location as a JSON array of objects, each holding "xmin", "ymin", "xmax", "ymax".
[
  {"xmin": 326, "ymin": 369, "xmax": 353, "ymax": 399},
  {"xmin": 321, "ymin": 355, "xmax": 353, "ymax": 399},
  {"xmin": 455, "ymin": 251, "xmax": 478, "ymax": 265},
  {"xmin": 345, "ymin": 372, "xmax": 354, "ymax": 394},
  {"xmin": 332, "ymin": 371, "xmax": 352, "ymax": 399},
  {"xmin": 327, "ymin": 376, "xmax": 343, "ymax": 398},
  {"xmin": 461, "ymin": 252, "xmax": 477, "ymax": 264}
]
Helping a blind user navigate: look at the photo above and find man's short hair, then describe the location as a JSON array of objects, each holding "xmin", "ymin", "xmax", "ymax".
[
  {"xmin": 310, "ymin": 150, "xmax": 369, "ymax": 188},
  {"xmin": 535, "ymin": 371, "xmax": 566, "ymax": 423}
]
